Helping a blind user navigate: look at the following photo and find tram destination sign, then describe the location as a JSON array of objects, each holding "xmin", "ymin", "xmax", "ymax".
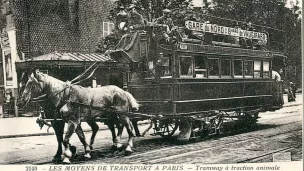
[
  {"xmin": 178, "ymin": 43, "xmax": 272, "ymax": 57},
  {"xmin": 185, "ymin": 21, "xmax": 268, "ymax": 42}
]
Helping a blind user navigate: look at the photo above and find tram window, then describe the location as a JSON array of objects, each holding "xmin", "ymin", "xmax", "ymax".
[
  {"xmin": 244, "ymin": 60, "xmax": 253, "ymax": 77},
  {"xmin": 194, "ymin": 56, "xmax": 207, "ymax": 78},
  {"xmin": 254, "ymin": 61, "xmax": 262, "ymax": 78},
  {"xmin": 180, "ymin": 56, "xmax": 193, "ymax": 76},
  {"xmin": 161, "ymin": 56, "xmax": 171, "ymax": 77},
  {"xmin": 148, "ymin": 55, "xmax": 172, "ymax": 78},
  {"xmin": 221, "ymin": 59, "xmax": 231, "ymax": 76},
  {"xmin": 233, "ymin": 59, "xmax": 243, "ymax": 77},
  {"xmin": 208, "ymin": 58, "xmax": 219, "ymax": 76},
  {"xmin": 263, "ymin": 61, "xmax": 270, "ymax": 77}
]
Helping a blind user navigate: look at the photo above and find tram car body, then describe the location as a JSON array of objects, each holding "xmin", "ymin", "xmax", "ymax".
[{"xmin": 110, "ymin": 18, "xmax": 285, "ymax": 139}]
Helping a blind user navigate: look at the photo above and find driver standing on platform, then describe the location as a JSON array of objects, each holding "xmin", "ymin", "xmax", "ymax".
[{"xmin": 122, "ymin": 4, "xmax": 144, "ymax": 137}]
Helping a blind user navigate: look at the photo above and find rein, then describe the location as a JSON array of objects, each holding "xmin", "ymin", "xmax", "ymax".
[
  {"xmin": 32, "ymin": 63, "xmax": 99, "ymax": 102},
  {"xmin": 25, "ymin": 63, "xmax": 98, "ymax": 129}
]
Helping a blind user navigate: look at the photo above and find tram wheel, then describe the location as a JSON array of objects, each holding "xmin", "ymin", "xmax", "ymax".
[{"xmin": 156, "ymin": 119, "xmax": 179, "ymax": 138}]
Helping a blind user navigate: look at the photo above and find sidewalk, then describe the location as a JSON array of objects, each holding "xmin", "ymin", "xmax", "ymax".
[
  {"xmin": 0, "ymin": 117, "xmax": 110, "ymax": 139},
  {"xmin": 282, "ymin": 93, "xmax": 302, "ymax": 108},
  {"xmin": 0, "ymin": 94, "xmax": 302, "ymax": 139}
]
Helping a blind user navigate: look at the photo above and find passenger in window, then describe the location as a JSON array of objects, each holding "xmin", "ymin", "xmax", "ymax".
[
  {"xmin": 187, "ymin": 65, "xmax": 193, "ymax": 76},
  {"xmin": 180, "ymin": 58, "xmax": 192, "ymax": 76}
]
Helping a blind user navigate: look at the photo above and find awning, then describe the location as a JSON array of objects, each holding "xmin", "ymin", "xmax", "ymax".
[
  {"xmin": 16, "ymin": 52, "xmax": 124, "ymax": 69},
  {"xmin": 27, "ymin": 52, "xmax": 115, "ymax": 62}
]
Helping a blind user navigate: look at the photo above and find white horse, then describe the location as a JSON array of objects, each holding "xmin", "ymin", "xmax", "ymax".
[{"xmin": 18, "ymin": 70, "xmax": 139, "ymax": 164}]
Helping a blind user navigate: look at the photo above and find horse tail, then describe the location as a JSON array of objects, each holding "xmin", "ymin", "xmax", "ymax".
[{"xmin": 124, "ymin": 91, "xmax": 140, "ymax": 111}]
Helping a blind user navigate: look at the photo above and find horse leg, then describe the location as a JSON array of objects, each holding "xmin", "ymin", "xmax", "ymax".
[
  {"xmin": 116, "ymin": 121, "xmax": 124, "ymax": 144},
  {"xmin": 62, "ymin": 120, "xmax": 78, "ymax": 164},
  {"xmin": 107, "ymin": 120, "xmax": 122, "ymax": 151},
  {"xmin": 132, "ymin": 120, "xmax": 141, "ymax": 137},
  {"xmin": 51, "ymin": 120, "xmax": 65, "ymax": 162},
  {"xmin": 119, "ymin": 115, "xmax": 135, "ymax": 156},
  {"xmin": 75, "ymin": 125, "xmax": 91, "ymax": 159},
  {"xmin": 86, "ymin": 119, "xmax": 99, "ymax": 150}
]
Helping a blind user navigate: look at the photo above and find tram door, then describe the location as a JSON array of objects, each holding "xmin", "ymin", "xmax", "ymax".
[{"xmin": 272, "ymin": 54, "xmax": 286, "ymax": 108}]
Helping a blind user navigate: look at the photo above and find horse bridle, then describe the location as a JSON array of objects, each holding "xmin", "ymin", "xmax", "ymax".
[{"xmin": 20, "ymin": 79, "xmax": 43, "ymax": 104}]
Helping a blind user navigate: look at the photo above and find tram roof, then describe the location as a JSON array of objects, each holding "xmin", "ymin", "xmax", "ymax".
[{"xmin": 16, "ymin": 52, "xmax": 121, "ymax": 69}]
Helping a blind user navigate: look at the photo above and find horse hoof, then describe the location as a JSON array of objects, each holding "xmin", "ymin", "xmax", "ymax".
[
  {"xmin": 63, "ymin": 149, "xmax": 73, "ymax": 158},
  {"xmin": 125, "ymin": 150, "xmax": 132, "ymax": 156},
  {"xmin": 84, "ymin": 153, "xmax": 91, "ymax": 159},
  {"xmin": 62, "ymin": 157, "xmax": 71, "ymax": 164},
  {"xmin": 52, "ymin": 156, "xmax": 62, "ymax": 163},
  {"xmin": 70, "ymin": 146, "xmax": 77, "ymax": 155},
  {"xmin": 117, "ymin": 145, "xmax": 124, "ymax": 151}
]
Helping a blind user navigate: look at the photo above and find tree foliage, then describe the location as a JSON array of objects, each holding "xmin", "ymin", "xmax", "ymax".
[
  {"xmin": 97, "ymin": 0, "xmax": 301, "ymax": 84},
  {"xmin": 207, "ymin": 0, "xmax": 301, "ymax": 84},
  {"xmin": 108, "ymin": 0, "xmax": 193, "ymax": 22},
  {"xmin": 96, "ymin": 0, "xmax": 192, "ymax": 53}
]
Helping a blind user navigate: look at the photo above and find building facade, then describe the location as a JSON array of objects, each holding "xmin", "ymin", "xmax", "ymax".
[{"xmin": 0, "ymin": 0, "xmax": 116, "ymax": 117}]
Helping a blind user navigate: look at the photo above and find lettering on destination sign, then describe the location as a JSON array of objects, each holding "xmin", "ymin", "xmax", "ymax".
[{"xmin": 185, "ymin": 21, "xmax": 268, "ymax": 42}]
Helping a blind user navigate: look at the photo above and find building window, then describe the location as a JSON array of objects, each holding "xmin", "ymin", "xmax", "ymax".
[
  {"xmin": 208, "ymin": 58, "xmax": 219, "ymax": 76},
  {"xmin": 244, "ymin": 60, "xmax": 253, "ymax": 77},
  {"xmin": 103, "ymin": 22, "xmax": 115, "ymax": 37},
  {"xmin": 254, "ymin": 60, "xmax": 262, "ymax": 78},
  {"xmin": 233, "ymin": 59, "xmax": 243, "ymax": 77},
  {"xmin": 180, "ymin": 56, "xmax": 193, "ymax": 77},
  {"xmin": 221, "ymin": 59, "xmax": 231, "ymax": 77},
  {"xmin": 263, "ymin": 61, "xmax": 270, "ymax": 77},
  {"xmin": 194, "ymin": 56, "xmax": 207, "ymax": 78}
]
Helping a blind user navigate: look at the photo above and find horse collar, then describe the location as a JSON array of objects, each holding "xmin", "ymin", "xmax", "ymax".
[{"xmin": 63, "ymin": 82, "xmax": 72, "ymax": 103}]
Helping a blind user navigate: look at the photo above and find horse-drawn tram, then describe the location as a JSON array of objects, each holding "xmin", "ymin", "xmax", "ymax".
[
  {"xmin": 18, "ymin": 12, "xmax": 286, "ymax": 163},
  {"xmin": 109, "ymin": 15, "xmax": 285, "ymax": 140}
]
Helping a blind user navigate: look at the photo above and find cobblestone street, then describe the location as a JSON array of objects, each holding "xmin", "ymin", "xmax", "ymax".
[{"xmin": 0, "ymin": 95, "xmax": 301, "ymax": 165}]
